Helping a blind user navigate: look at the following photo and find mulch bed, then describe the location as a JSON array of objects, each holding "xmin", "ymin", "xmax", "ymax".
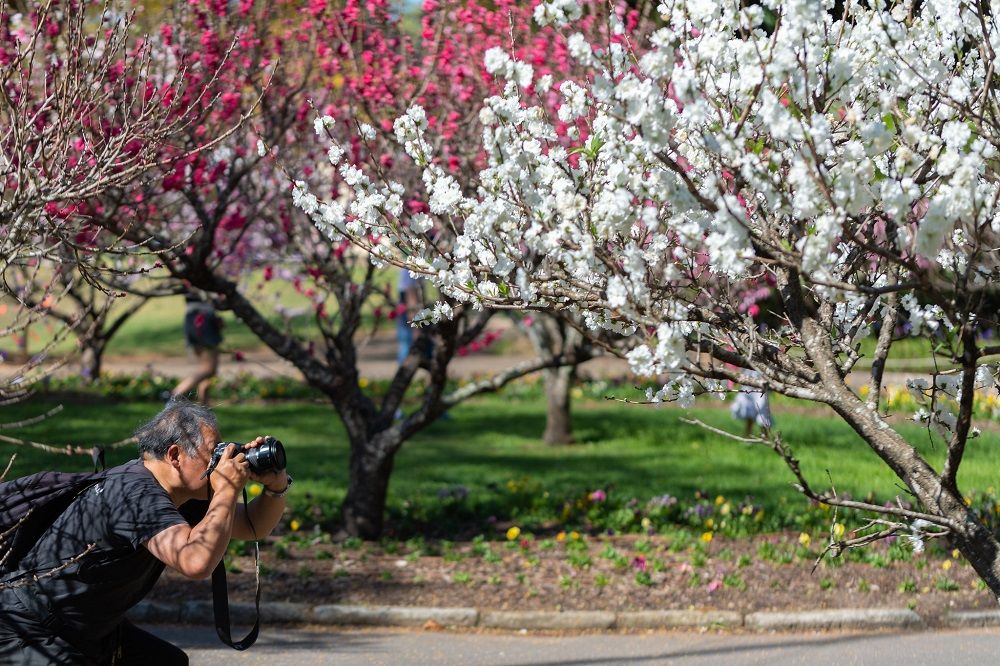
[{"xmin": 147, "ymin": 532, "xmax": 996, "ymax": 626}]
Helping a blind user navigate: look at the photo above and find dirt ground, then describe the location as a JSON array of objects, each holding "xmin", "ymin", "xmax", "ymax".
[{"xmin": 148, "ymin": 532, "xmax": 996, "ymax": 626}]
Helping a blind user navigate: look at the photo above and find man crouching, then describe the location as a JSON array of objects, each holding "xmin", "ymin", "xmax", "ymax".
[{"xmin": 0, "ymin": 397, "xmax": 291, "ymax": 664}]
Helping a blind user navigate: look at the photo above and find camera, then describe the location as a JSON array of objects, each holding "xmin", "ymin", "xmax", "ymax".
[{"xmin": 208, "ymin": 436, "xmax": 287, "ymax": 476}]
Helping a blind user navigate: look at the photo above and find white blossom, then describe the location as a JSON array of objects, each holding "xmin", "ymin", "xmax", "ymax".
[{"xmin": 533, "ymin": 0, "xmax": 582, "ymax": 27}]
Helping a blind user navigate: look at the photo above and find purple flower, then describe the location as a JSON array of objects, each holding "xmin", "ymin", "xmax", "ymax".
[{"xmin": 647, "ymin": 494, "xmax": 677, "ymax": 508}]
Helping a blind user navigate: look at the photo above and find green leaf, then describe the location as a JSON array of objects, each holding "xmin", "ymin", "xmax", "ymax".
[{"xmin": 882, "ymin": 113, "xmax": 897, "ymax": 134}]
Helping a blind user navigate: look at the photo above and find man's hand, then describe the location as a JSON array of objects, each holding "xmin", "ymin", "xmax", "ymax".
[
  {"xmin": 242, "ymin": 435, "xmax": 288, "ymax": 492},
  {"xmin": 210, "ymin": 443, "xmax": 250, "ymax": 495}
]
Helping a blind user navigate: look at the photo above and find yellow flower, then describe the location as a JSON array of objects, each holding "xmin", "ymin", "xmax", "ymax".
[
  {"xmin": 556, "ymin": 531, "xmax": 566, "ymax": 542},
  {"xmin": 833, "ymin": 523, "xmax": 845, "ymax": 539},
  {"xmin": 798, "ymin": 532, "xmax": 811, "ymax": 547},
  {"xmin": 506, "ymin": 526, "xmax": 521, "ymax": 541},
  {"xmin": 570, "ymin": 531, "xmax": 581, "ymax": 541},
  {"xmin": 714, "ymin": 495, "xmax": 725, "ymax": 506},
  {"xmin": 640, "ymin": 517, "xmax": 652, "ymax": 530},
  {"xmin": 818, "ymin": 502, "xmax": 830, "ymax": 512},
  {"xmin": 701, "ymin": 531, "xmax": 713, "ymax": 543},
  {"xmin": 290, "ymin": 519, "xmax": 301, "ymax": 532},
  {"xmin": 358, "ymin": 377, "xmax": 370, "ymax": 389},
  {"xmin": 754, "ymin": 510, "xmax": 765, "ymax": 522},
  {"xmin": 248, "ymin": 483, "xmax": 263, "ymax": 498},
  {"xmin": 704, "ymin": 518, "xmax": 714, "ymax": 530},
  {"xmin": 720, "ymin": 503, "xmax": 731, "ymax": 516},
  {"xmin": 741, "ymin": 505, "xmax": 753, "ymax": 516},
  {"xmin": 571, "ymin": 387, "xmax": 584, "ymax": 399},
  {"xmin": 942, "ymin": 559, "xmax": 952, "ymax": 571},
  {"xmin": 952, "ymin": 549, "xmax": 961, "ymax": 560},
  {"xmin": 963, "ymin": 496, "xmax": 972, "ymax": 506}
]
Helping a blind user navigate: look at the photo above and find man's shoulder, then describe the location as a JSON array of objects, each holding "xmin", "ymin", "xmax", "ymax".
[{"xmin": 98, "ymin": 460, "xmax": 163, "ymax": 497}]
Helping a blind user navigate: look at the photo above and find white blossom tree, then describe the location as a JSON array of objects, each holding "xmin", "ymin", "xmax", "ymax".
[{"xmin": 293, "ymin": 0, "xmax": 1000, "ymax": 594}]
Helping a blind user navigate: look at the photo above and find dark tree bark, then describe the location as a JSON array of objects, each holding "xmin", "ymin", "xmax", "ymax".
[
  {"xmin": 523, "ymin": 314, "xmax": 589, "ymax": 445},
  {"xmin": 79, "ymin": 337, "xmax": 106, "ymax": 383},
  {"xmin": 341, "ymin": 435, "xmax": 397, "ymax": 539},
  {"xmin": 542, "ymin": 364, "xmax": 576, "ymax": 444}
]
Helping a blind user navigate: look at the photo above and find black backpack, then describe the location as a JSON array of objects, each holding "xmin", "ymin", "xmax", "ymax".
[{"xmin": 0, "ymin": 467, "xmax": 127, "ymax": 576}]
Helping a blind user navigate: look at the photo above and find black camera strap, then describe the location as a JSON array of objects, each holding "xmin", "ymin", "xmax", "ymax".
[{"xmin": 210, "ymin": 486, "xmax": 261, "ymax": 651}]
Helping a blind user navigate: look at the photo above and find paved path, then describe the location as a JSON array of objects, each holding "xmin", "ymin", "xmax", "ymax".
[
  {"xmin": 148, "ymin": 625, "xmax": 1000, "ymax": 665},
  {"xmin": 18, "ymin": 338, "xmax": 921, "ymax": 390},
  {"xmin": 97, "ymin": 344, "xmax": 632, "ymax": 382}
]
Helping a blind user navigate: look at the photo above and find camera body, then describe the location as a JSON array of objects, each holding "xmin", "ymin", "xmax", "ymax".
[{"xmin": 208, "ymin": 436, "xmax": 287, "ymax": 476}]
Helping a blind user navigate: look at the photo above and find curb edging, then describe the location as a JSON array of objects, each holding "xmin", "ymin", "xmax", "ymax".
[
  {"xmin": 942, "ymin": 610, "xmax": 1000, "ymax": 628},
  {"xmin": 744, "ymin": 608, "xmax": 922, "ymax": 631},
  {"xmin": 129, "ymin": 601, "xmax": 938, "ymax": 632}
]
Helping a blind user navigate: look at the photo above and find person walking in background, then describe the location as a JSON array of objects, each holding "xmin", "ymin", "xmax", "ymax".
[
  {"xmin": 396, "ymin": 268, "xmax": 425, "ymax": 364},
  {"xmin": 731, "ymin": 372, "xmax": 772, "ymax": 437},
  {"xmin": 173, "ymin": 292, "xmax": 224, "ymax": 404}
]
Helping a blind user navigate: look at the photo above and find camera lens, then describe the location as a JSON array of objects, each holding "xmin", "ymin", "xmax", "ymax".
[{"xmin": 245, "ymin": 437, "xmax": 286, "ymax": 474}]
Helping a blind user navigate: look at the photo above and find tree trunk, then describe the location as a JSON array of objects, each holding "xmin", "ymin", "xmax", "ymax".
[
  {"xmin": 79, "ymin": 339, "xmax": 105, "ymax": 383},
  {"xmin": 340, "ymin": 436, "xmax": 397, "ymax": 539},
  {"xmin": 792, "ymin": 311, "xmax": 1000, "ymax": 598},
  {"xmin": 543, "ymin": 364, "xmax": 575, "ymax": 444}
]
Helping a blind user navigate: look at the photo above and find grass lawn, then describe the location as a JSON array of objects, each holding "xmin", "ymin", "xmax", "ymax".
[{"xmin": 2, "ymin": 394, "xmax": 998, "ymax": 537}]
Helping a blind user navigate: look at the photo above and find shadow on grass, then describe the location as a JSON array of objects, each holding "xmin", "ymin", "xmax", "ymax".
[{"xmin": 5, "ymin": 396, "xmax": 998, "ymax": 540}]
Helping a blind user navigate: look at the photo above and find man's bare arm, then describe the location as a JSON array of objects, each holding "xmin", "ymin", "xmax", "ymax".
[
  {"xmin": 145, "ymin": 485, "xmax": 240, "ymax": 579},
  {"xmin": 232, "ymin": 492, "xmax": 287, "ymax": 541}
]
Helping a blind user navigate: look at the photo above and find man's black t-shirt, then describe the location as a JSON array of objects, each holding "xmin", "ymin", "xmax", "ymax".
[{"xmin": 10, "ymin": 460, "xmax": 204, "ymax": 641}]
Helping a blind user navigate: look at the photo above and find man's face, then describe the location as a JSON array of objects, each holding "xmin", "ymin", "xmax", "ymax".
[{"xmin": 178, "ymin": 423, "xmax": 221, "ymax": 498}]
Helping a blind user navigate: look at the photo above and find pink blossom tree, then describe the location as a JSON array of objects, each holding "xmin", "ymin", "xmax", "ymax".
[
  {"xmin": 88, "ymin": 0, "xmax": 639, "ymax": 537},
  {"xmin": 0, "ymin": 0, "xmax": 236, "ymax": 461}
]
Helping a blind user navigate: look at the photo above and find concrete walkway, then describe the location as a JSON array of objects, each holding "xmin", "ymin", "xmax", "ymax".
[
  {"xmin": 146, "ymin": 624, "xmax": 1000, "ymax": 666},
  {"xmin": 29, "ymin": 336, "xmax": 922, "ymax": 389}
]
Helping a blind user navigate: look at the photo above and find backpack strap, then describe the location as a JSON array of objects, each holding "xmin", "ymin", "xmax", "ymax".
[{"xmin": 91, "ymin": 447, "xmax": 106, "ymax": 473}]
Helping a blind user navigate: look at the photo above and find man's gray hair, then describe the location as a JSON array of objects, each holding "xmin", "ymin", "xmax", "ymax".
[{"xmin": 136, "ymin": 396, "xmax": 218, "ymax": 458}]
